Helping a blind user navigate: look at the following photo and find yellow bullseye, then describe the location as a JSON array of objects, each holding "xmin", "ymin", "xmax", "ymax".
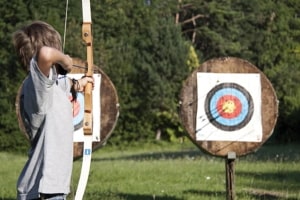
[{"xmin": 222, "ymin": 100, "xmax": 236, "ymax": 114}]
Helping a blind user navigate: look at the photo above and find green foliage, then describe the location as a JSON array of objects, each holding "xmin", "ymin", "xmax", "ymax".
[
  {"xmin": 2, "ymin": 0, "xmax": 300, "ymax": 152},
  {"xmin": 92, "ymin": 0, "xmax": 190, "ymax": 143},
  {"xmin": 186, "ymin": 45, "xmax": 200, "ymax": 71},
  {"xmin": 180, "ymin": 0, "xmax": 300, "ymax": 142},
  {"xmin": 0, "ymin": 0, "xmax": 30, "ymax": 152}
]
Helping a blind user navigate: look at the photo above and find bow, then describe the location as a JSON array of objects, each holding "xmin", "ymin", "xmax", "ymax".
[{"xmin": 75, "ymin": 0, "xmax": 94, "ymax": 199}]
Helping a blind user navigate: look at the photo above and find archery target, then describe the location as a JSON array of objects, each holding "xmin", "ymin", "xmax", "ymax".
[
  {"xmin": 205, "ymin": 83, "xmax": 254, "ymax": 131},
  {"xmin": 196, "ymin": 73, "xmax": 262, "ymax": 142},
  {"xmin": 67, "ymin": 73, "xmax": 102, "ymax": 142}
]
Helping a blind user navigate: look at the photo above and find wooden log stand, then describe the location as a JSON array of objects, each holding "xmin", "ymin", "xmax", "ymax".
[{"xmin": 179, "ymin": 57, "xmax": 278, "ymax": 199}]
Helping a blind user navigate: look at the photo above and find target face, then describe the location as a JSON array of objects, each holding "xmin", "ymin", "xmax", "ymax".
[
  {"xmin": 70, "ymin": 92, "xmax": 85, "ymax": 131},
  {"xmin": 205, "ymin": 83, "xmax": 254, "ymax": 131},
  {"xmin": 196, "ymin": 73, "xmax": 262, "ymax": 142},
  {"xmin": 68, "ymin": 73, "xmax": 102, "ymax": 142}
]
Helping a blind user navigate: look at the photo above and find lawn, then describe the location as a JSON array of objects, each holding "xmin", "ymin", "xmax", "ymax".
[{"xmin": 1, "ymin": 140, "xmax": 300, "ymax": 200}]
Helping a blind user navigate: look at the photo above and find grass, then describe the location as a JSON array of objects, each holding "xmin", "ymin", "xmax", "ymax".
[{"xmin": 1, "ymin": 140, "xmax": 300, "ymax": 200}]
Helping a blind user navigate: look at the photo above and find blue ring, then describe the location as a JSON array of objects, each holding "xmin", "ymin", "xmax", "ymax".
[
  {"xmin": 204, "ymin": 83, "xmax": 254, "ymax": 131},
  {"xmin": 209, "ymin": 88, "xmax": 248, "ymax": 126}
]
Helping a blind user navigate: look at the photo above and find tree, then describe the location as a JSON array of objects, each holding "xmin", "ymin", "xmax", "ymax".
[
  {"xmin": 177, "ymin": 0, "xmax": 300, "ymax": 142},
  {"xmin": 92, "ymin": 0, "xmax": 190, "ymax": 143},
  {"xmin": 0, "ymin": 1, "xmax": 30, "ymax": 152},
  {"xmin": 2, "ymin": 0, "xmax": 300, "ymax": 153}
]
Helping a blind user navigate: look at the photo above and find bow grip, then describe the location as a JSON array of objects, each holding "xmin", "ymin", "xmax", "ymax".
[
  {"xmin": 83, "ymin": 83, "xmax": 93, "ymax": 135},
  {"xmin": 82, "ymin": 22, "xmax": 94, "ymax": 135}
]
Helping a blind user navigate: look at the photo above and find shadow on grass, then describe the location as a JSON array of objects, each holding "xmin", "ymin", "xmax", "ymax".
[
  {"xmin": 184, "ymin": 189, "xmax": 299, "ymax": 200},
  {"xmin": 183, "ymin": 189, "xmax": 226, "ymax": 196},
  {"xmin": 116, "ymin": 193, "xmax": 182, "ymax": 200},
  {"xmin": 244, "ymin": 191, "xmax": 299, "ymax": 200},
  {"xmin": 242, "ymin": 143, "xmax": 300, "ymax": 162},
  {"xmin": 92, "ymin": 143, "xmax": 300, "ymax": 162},
  {"xmin": 85, "ymin": 192, "xmax": 183, "ymax": 200},
  {"xmin": 237, "ymin": 171, "xmax": 300, "ymax": 191},
  {"xmin": 0, "ymin": 199, "xmax": 15, "ymax": 200},
  {"xmin": 92, "ymin": 150, "xmax": 209, "ymax": 162}
]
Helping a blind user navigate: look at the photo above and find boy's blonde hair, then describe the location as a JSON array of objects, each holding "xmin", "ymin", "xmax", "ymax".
[{"xmin": 13, "ymin": 21, "xmax": 62, "ymax": 71}]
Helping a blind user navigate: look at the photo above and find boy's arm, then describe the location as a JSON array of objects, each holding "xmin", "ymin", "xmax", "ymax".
[{"xmin": 37, "ymin": 46, "xmax": 73, "ymax": 77}]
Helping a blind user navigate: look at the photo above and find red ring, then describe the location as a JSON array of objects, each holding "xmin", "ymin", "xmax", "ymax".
[{"xmin": 216, "ymin": 95, "xmax": 242, "ymax": 119}]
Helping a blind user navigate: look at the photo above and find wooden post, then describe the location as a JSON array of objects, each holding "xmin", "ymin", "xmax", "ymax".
[{"xmin": 225, "ymin": 151, "xmax": 236, "ymax": 200}]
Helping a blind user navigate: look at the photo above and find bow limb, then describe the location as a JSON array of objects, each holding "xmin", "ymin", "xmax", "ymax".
[
  {"xmin": 75, "ymin": 0, "xmax": 94, "ymax": 199},
  {"xmin": 75, "ymin": 136, "xmax": 93, "ymax": 200}
]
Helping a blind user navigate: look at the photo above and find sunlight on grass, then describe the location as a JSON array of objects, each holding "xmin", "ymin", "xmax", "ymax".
[
  {"xmin": 0, "ymin": 152, "xmax": 26, "ymax": 199},
  {"xmin": 1, "ymin": 141, "xmax": 300, "ymax": 200}
]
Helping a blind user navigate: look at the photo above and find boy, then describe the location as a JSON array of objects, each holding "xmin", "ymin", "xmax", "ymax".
[{"xmin": 13, "ymin": 21, "xmax": 93, "ymax": 200}]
